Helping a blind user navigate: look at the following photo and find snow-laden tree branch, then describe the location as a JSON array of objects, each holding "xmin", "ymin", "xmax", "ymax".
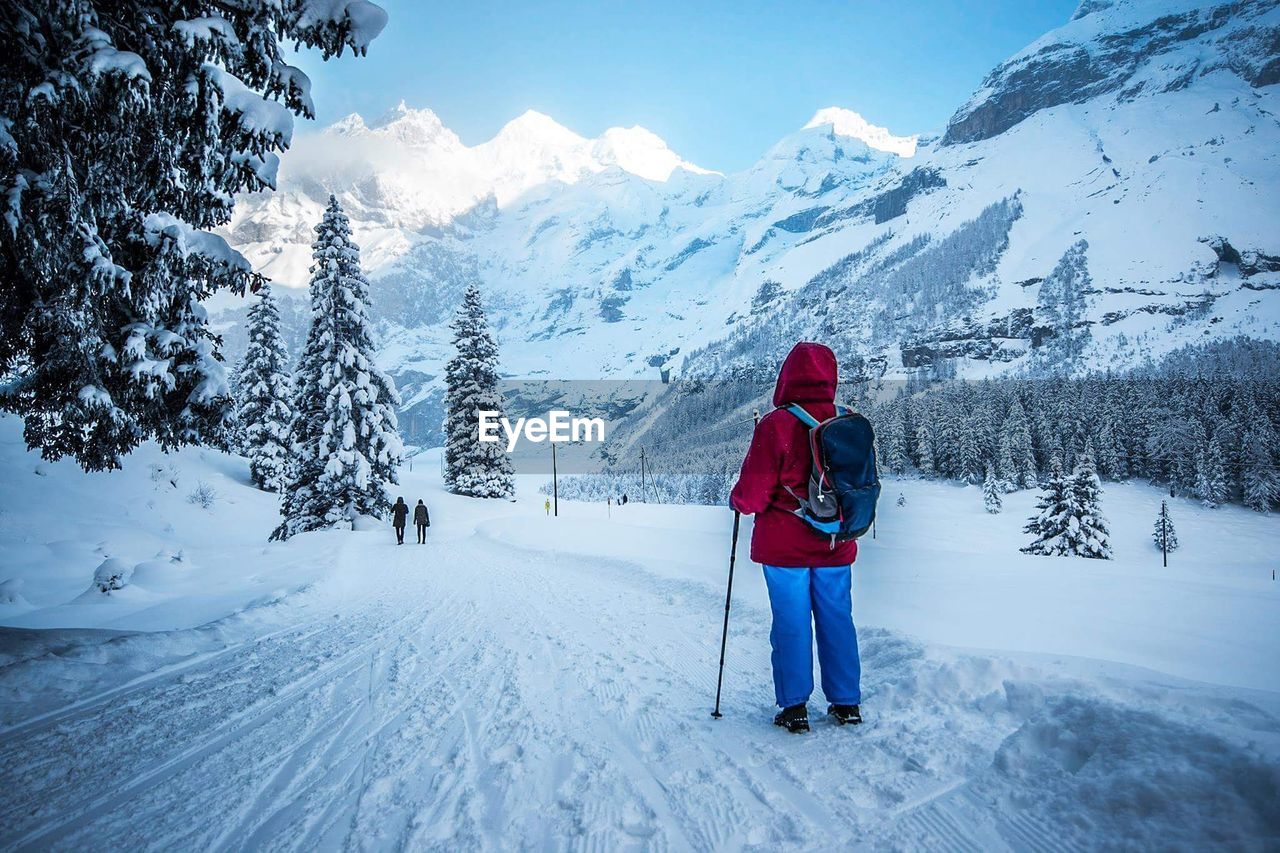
[{"xmin": 0, "ymin": 0, "xmax": 387, "ymax": 470}]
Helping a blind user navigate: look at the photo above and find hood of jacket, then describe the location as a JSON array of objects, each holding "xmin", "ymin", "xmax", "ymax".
[{"xmin": 772, "ymin": 342, "xmax": 838, "ymax": 407}]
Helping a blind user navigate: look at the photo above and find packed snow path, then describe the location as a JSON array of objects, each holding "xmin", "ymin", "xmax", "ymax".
[{"xmin": 3, "ymin": 512, "xmax": 1278, "ymax": 851}]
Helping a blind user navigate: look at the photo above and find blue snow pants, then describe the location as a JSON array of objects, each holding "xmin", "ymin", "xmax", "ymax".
[{"xmin": 762, "ymin": 565, "xmax": 861, "ymax": 708}]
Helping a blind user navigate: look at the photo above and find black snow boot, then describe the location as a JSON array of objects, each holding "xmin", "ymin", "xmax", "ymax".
[
  {"xmin": 773, "ymin": 704, "xmax": 809, "ymax": 733},
  {"xmin": 828, "ymin": 704, "xmax": 862, "ymax": 726}
]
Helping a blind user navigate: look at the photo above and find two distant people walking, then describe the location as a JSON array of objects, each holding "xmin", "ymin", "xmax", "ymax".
[{"xmin": 391, "ymin": 497, "xmax": 431, "ymax": 545}]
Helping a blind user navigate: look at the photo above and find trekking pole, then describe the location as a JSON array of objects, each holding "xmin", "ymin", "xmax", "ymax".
[
  {"xmin": 712, "ymin": 410, "xmax": 759, "ymax": 720},
  {"xmin": 711, "ymin": 510, "xmax": 740, "ymax": 720}
]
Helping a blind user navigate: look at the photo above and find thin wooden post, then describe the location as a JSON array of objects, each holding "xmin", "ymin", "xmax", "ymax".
[
  {"xmin": 640, "ymin": 447, "xmax": 647, "ymax": 502},
  {"xmin": 1160, "ymin": 500, "xmax": 1168, "ymax": 568}
]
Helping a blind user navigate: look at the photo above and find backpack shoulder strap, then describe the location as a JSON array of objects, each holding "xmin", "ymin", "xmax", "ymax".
[
  {"xmin": 783, "ymin": 403, "xmax": 821, "ymax": 428},
  {"xmin": 836, "ymin": 404, "xmax": 853, "ymax": 416}
]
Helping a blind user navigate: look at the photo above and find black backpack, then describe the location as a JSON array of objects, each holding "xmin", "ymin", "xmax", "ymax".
[{"xmin": 782, "ymin": 404, "xmax": 881, "ymax": 548}]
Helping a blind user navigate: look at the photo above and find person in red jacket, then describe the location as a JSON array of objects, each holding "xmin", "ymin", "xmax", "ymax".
[{"xmin": 730, "ymin": 342, "xmax": 862, "ymax": 732}]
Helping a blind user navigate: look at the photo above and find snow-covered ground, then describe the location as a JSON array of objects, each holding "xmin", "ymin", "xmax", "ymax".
[{"xmin": 2, "ymin": 418, "xmax": 1278, "ymax": 849}]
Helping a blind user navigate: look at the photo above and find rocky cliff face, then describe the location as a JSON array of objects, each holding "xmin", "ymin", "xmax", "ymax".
[{"xmin": 943, "ymin": 0, "xmax": 1280, "ymax": 145}]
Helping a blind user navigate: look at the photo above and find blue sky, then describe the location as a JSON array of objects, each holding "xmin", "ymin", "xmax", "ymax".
[{"xmin": 294, "ymin": 0, "xmax": 1078, "ymax": 172}]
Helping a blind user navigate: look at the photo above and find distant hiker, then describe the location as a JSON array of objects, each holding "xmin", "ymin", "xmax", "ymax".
[
  {"xmin": 730, "ymin": 342, "xmax": 867, "ymax": 733},
  {"xmin": 621, "ymin": 493, "xmax": 628, "ymax": 505},
  {"xmin": 544, "ymin": 498, "xmax": 551, "ymax": 515},
  {"xmin": 392, "ymin": 497, "xmax": 408, "ymax": 545},
  {"xmin": 414, "ymin": 499, "xmax": 430, "ymax": 544}
]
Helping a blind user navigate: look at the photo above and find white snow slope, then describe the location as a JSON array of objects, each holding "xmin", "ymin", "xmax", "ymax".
[{"xmin": 2, "ymin": 417, "xmax": 1278, "ymax": 850}]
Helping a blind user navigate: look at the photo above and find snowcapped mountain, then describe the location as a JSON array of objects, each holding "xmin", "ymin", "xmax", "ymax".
[
  {"xmin": 223, "ymin": 102, "xmax": 710, "ymax": 292},
  {"xmin": 804, "ymin": 107, "xmax": 919, "ymax": 157},
  {"xmin": 218, "ymin": 0, "xmax": 1280, "ymax": 441},
  {"xmin": 682, "ymin": 0, "xmax": 1280, "ymax": 380}
]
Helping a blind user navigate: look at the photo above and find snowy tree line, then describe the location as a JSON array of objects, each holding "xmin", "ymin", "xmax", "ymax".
[
  {"xmin": 543, "ymin": 468, "xmax": 735, "ymax": 507},
  {"xmin": 550, "ymin": 370, "xmax": 1280, "ymax": 515},
  {"xmin": 871, "ymin": 374, "xmax": 1279, "ymax": 512},
  {"xmin": 543, "ymin": 377, "xmax": 760, "ymax": 505}
]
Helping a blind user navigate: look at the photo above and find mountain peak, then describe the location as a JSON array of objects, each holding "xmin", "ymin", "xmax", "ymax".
[
  {"xmin": 368, "ymin": 100, "xmax": 444, "ymax": 130},
  {"xmin": 370, "ymin": 99, "xmax": 412, "ymax": 128},
  {"xmin": 327, "ymin": 112, "xmax": 368, "ymax": 136},
  {"xmin": 804, "ymin": 107, "xmax": 918, "ymax": 157},
  {"xmin": 494, "ymin": 110, "xmax": 584, "ymax": 147},
  {"xmin": 359, "ymin": 101, "xmax": 455, "ymax": 148},
  {"xmin": 593, "ymin": 126, "xmax": 713, "ymax": 181}
]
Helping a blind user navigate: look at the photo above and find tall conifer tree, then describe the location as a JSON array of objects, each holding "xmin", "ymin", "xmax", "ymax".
[
  {"xmin": 1001, "ymin": 397, "xmax": 1037, "ymax": 489},
  {"xmin": 983, "ymin": 463, "xmax": 1003, "ymax": 514},
  {"xmin": 1241, "ymin": 424, "xmax": 1279, "ymax": 512},
  {"xmin": 1195, "ymin": 435, "xmax": 1228, "ymax": 509},
  {"xmin": 1065, "ymin": 447, "xmax": 1112, "ymax": 559},
  {"xmin": 235, "ymin": 284, "xmax": 293, "ymax": 492},
  {"xmin": 274, "ymin": 197, "xmax": 402, "ymax": 539},
  {"xmin": 443, "ymin": 285, "xmax": 515, "ymax": 499}
]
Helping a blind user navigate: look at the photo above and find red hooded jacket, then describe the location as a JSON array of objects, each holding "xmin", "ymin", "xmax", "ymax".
[{"xmin": 730, "ymin": 342, "xmax": 858, "ymax": 568}]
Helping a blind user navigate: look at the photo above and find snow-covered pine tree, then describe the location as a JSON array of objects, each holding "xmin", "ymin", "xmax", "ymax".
[
  {"xmin": 1065, "ymin": 449, "xmax": 1112, "ymax": 559},
  {"xmin": 0, "ymin": 0, "xmax": 386, "ymax": 470},
  {"xmin": 897, "ymin": 493, "xmax": 906, "ymax": 507},
  {"xmin": 1194, "ymin": 435, "xmax": 1228, "ymax": 509},
  {"xmin": 1152, "ymin": 501, "xmax": 1179, "ymax": 554},
  {"xmin": 235, "ymin": 285, "xmax": 294, "ymax": 492},
  {"xmin": 1074, "ymin": 436, "xmax": 1097, "ymax": 478},
  {"xmin": 443, "ymin": 285, "xmax": 515, "ymax": 499},
  {"xmin": 983, "ymin": 464, "xmax": 1003, "ymax": 513},
  {"xmin": 1022, "ymin": 460, "xmax": 1073, "ymax": 556},
  {"xmin": 996, "ymin": 433, "xmax": 1017, "ymax": 492},
  {"xmin": 1000, "ymin": 398, "xmax": 1037, "ymax": 489},
  {"xmin": 1241, "ymin": 423, "xmax": 1279, "ymax": 513},
  {"xmin": 957, "ymin": 418, "xmax": 984, "ymax": 485},
  {"xmin": 934, "ymin": 410, "xmax": 962, "ymax": 480},
  {"xmin": 974, "ymin": 381, "xmax": 1003, "ymax": 466},
  {"xmin": 223, "ymin": 370, "xmax": 246, "ymax": 455},
  {"xmin": 274, "ymin": 198, "xmax": 403, "ymax": 539},
  {"xmin": 877, "ymin": 405, "xmax": 908, "ymax": 475},
  {"xmin": 915, "ymin": 422, "xmax": 936, "ymax": 478},
  {"xmin": 1156, "ymin": 417, "xmax": 1205, "ymax": 498},
  {"xmin": 1095, "ymin": 419, "xmax": 1126, "ymax": 481}
]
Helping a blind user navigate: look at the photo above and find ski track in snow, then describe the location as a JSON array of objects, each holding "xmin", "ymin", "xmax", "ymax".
[{"xmin": 2, "ymin": 526, "xmax": 1278, "ymax": 851}]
